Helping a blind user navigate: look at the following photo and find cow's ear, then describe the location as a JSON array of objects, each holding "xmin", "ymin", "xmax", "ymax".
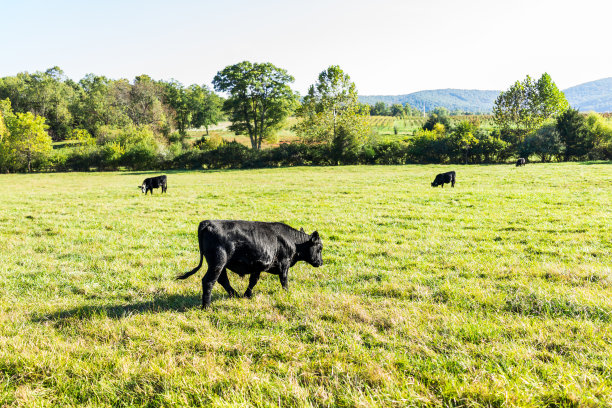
[{"xmin": 311, "ymin": 231, "xmax": 319, "ymax": 241}]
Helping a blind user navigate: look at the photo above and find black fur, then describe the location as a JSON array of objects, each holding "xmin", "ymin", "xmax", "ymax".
[
  {"xmin": 178, "ymin": 220, "xmax": 323, "ymax": 308},
  {"xmin": 140, "ymin": 175, "xmax": 167, "ymax": 195},
  {"xmin": 516, "ymin": 158, "xmax": 526, "ymax": 167},
  {"xmin": 431, "ymin": 171, "xmax": 456, "ymax": 188}
]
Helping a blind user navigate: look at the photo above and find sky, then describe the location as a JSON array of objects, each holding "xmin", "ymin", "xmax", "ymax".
[{"xmin": 1, "ymin": 0, "xmax": 611, "ymax": 95}]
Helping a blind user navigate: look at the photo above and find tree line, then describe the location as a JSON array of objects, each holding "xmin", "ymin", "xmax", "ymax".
[{"xmin": 0, "ymin": 65, "xmax": 610, "ymax": 173}]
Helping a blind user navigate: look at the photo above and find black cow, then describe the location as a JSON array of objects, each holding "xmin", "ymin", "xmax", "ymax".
[
  {"xmin": 139, "ymin": 175, "xmax": 167, "ymax": 195},
  {"xmin": 431, "ymin": 171, "xmax": 456, "ymax": 188},
  {"xmin": 516, "ymin": 158, "xmax": 526, "ymax": 167},
  {"xmin": 177, "ymin": 220, "xmax": 323, "ymax": 308}
]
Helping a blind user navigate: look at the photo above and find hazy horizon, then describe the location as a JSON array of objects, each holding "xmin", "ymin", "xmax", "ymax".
[{"xmin": 2, "ymin": 0, "xmax": 611, "ymax": 95}]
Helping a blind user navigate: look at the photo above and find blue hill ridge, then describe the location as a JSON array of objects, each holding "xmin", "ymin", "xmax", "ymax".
[{"xmin": 359, "ymin": 78, "xmax": 612, "ymax": 113}]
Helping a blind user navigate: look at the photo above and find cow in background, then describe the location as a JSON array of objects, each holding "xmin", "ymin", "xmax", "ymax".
[
  {"xmin": 140, "ymin": 175, "xmax": 167, "ymax": 194},
  {"xmin": 431, "ymin": 171, "xmax": 456, "ymax": 188}
]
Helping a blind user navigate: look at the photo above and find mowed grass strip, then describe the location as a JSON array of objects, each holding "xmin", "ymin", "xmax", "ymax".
[{"xmin": 0, "ymin": 163, "xmax": 610, "ymax": 407}]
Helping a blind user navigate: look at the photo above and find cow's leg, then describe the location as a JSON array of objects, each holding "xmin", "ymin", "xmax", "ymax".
[
  {"xmin": 451, "ymin": 179, "xmax": 455, "ymax": 187},
  {"xmin": 217, "ymin": 268, "xmax": 240, "ymax": 298},
  {"xmin": 244, "ymin": 272, "xmax": 261, "ymax": 298},
  {"xmin": 201, "ymin": 249, "xmax": 227, "ymax": 308},
  {"xmin": 278, "ymin": 263, "xmax": 290, "ymax": 291}
]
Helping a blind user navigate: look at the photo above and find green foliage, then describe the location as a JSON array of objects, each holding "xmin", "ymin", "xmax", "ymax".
[
  {"xmin": 494, "ymin": 73, "xmax": 568, "ymax": 144},
  {"xmin": 520, "ymin": 124, "xmax": 563, "ymax": 162},
  {"xmin": 370, "ymin": 101, "xmax": 390, "ymax": 116},
  {"xmin": 471, "ymin": 130, "xmax": 509, "ymax": 163},
  {"xmin": 187, "ymin": 84, "xmax": 224, "ymax": 135},
  {"xmin": 422, "ymin": 107, "xmax": 451, "ymax": 131},
  {"xmin": 390, "ymin": 103, "xmax": 405, "ymax": 117},
  {"xmin": 408, "ymin": 129, "xmax": 448, "ymax": 163},
  {"xmin": 449, "ymin": 120, "xmax": 478, "ymax": 163},
  {"xmin": 585, "ymin": 112, "xmax": 612, "ymax": 159},
  {"xmin": 1, "ymin": 104, "xmax": 51, "ymax": 172},
  {"xmin": 213, "ymin": 61, "xmax": 298, "ymax": 150},
  {"xmin": 556, "ymin": 108, "xmax": 593, "ymax": 161},
  {"xmin": 163, "ymin": 80, "xmax": 191, "ymax": 135},
  {"xmin": 295, "ymin": 65, "xmax": 371, "ymax": 147},
  {"xmin": 0, "ymin": 67, "xmax": 75, "ymax": 140}
]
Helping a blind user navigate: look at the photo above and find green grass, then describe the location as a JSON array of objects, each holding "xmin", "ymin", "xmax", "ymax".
[{"xmin": 0, "ymin": 163, "xmax": 610, "ymax": 407}]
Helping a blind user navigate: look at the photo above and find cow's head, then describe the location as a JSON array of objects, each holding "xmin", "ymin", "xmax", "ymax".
[
  {"xmin": 431, "ymin": 180, "xmax": 439, "ymax": 187},
  {"xmin": 139, "ymin": 184, "xmax": 146, "ymax": 193},
  {"xmin": 304, "ymin": 231, "xmax": 323, "ymax": 267}
]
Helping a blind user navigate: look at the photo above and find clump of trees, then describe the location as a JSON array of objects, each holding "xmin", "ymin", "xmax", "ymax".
[
  {"xmin": 294, "ymin": 65, "xmax": 371, "ymax": 163},
  {"xmin": 0, "ymin": 66, "xmax": 610, "ymax": 173}
]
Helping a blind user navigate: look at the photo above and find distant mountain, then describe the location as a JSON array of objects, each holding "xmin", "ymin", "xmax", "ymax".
[
  {"xmin": 563, "ymin": 78, "xmax": 612, "ymax": 112},
  {"xmin": 359, "ymin": 78, "xmax": 612, "ymax": 113},
  {"xmin": 359, "ymin": 89, "xmax": 501, "ymax": 113}
]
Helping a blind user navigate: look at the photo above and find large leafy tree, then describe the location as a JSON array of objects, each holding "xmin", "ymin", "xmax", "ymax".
[
  {"xmin": 163, "ymin": 80, "xmax": 191, "ymax": 135},
  {"xmin": 0, "ymin": 99, "xmax": 51, "ymax": 172},
  {"xmin": 213, "ymin": 61, "xmax": 298, "ymax": 150},
  {"xmin": 187, "ymin": 84, "xmax": 224, "ymax": 135},
  {"xmin": 0, "ymin": 67, "xmax": 75, "ymax": 140},
  {"xmin": 493, "ymin": 73, "xmax": 568, "ymax": 143},
  {"xmin": 450, "ymin": 120, "xmax": 478, "ymax": 164},
  {"xmin": 556, "ymin": 107, "xmax": 593, "ymax": 161},
  {"xmin": 295, "ymin": 65, "xmax": 370, "ymax": 150}
]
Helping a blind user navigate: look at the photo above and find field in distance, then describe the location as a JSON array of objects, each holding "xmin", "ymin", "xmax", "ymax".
[{"xmin": 0, "ymin": 163, "xmax": 610, "ymax": 406}]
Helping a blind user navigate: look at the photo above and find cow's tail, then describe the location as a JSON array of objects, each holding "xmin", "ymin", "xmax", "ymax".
[
  {"xmin": 176, "ymin": 221, "xmax": 212, "ymax": 280},
  {"xmin": 176, "ymin": 252, "xmax": 203, "ymax": 280}
]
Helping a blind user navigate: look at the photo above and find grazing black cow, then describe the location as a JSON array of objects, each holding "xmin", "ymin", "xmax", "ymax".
[
  {"xmin": 139, "ymin": 175, "xmax": 167, "ymax": 195},
  {"xmin": 516, "ymin": 158, "xmax": 526, "ymax": 167},
  {"xmin": 177, "ymin": 220, "xmax": 323, "ymax": 308},
  {"xmin": 431, "ymin": 171, "xmax": 456, "ymax": 188}
]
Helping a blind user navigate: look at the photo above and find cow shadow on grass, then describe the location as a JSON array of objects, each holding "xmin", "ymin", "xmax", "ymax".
[{"xmin": 31, "ymin": 292, "xmax": 226, "ymax": 326}]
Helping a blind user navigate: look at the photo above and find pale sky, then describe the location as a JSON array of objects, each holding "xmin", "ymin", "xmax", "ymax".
[{"xmin": 1, "ymin": 0, "xmax": 611, "ymax": 95}]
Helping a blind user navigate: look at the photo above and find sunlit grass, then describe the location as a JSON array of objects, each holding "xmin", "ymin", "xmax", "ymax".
[{"xmin": 0, "ymin": 163, "xmax": 610, "ymax": 406}]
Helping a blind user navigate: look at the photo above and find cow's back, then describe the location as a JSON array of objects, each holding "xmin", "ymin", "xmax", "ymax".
[{"xmin": 198, "ymin": 220, "xmax": 289, "ymax": 265}]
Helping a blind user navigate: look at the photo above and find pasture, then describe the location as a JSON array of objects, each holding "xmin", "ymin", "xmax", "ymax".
[{"xmin": 0, "ymin": 163, "xmax": 610, "ymax": 407}]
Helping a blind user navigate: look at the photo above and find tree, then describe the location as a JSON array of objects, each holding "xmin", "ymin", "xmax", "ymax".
[
  {"xmin": 188, "ymin": 84, "xmax": 224, "ymax": 135},
  {"xmin": 163, "ymin": 80, "xmax": 191, "ymax": 135},
  {"xmin": 3, "ymin": 105, "xmax": 51, "ymax": 172},
  {"xmin": 494, "ymin": 73, "xmax": 568, "ymax": 144},
  {"xmin": 370, "ymin": 102, "xmax": 390, "ymax": 116},
  {"xmin": 556, "ymin": 108, "xmax": 593, "ymax": 161},
  {"xmin": 422, "ymin": 107, "xmax": 451, "ymax": 131},
  {"xmin": 520, "ymin": 124, "xmax": 562, "ymax": 162},
  {"xmin": 450, "ymin": 120, "xmax": 478, "ymax": 164},
  {"xmin": 0, "ymin": 67, "xmax": 75, "ymax": 140},
  {"xmin": 294, "ymin": 65, "xmax": 370, "ymax": 156},
  {"xmin": 130, "ymin": 75, "xmax": 168, "ymax": 132},
  {"xmin": 585, "ymin": 112, "xmax": 612, "ymax": 160},
  {"xmin": 213, "ymin": 61, "xmax": 298, "ymax": 150},
  {"xmin": 390, "ymin": 103, "xmax": 404, "ymax": 117}
]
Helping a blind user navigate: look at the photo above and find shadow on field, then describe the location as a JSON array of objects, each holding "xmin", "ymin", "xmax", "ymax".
[{"xmin": 31, "ymin": 292, "xmax": 225, "ymax": 325}]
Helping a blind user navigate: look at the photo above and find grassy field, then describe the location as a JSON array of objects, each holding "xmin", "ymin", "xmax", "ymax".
[{"xmin": 0, "ymin": 163, "xmax": 610, "ymax": 407}]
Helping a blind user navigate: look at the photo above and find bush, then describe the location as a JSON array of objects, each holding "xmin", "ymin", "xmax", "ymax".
[{"xmin": 121, "ymin": 142, "xmax": 160, "ymax": 170}]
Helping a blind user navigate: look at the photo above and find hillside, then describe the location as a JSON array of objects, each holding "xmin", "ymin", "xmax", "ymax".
[
  {"xmin": 359, "ymin": 89, "xmax": 500, "ymax": 113},
  {"xmin": 360, "ymin": 78, "xmax": 612, "ymax": 113},
  {"xmin": 563, "ymin": 77, "xmax": 612, "ymax": 111}
]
